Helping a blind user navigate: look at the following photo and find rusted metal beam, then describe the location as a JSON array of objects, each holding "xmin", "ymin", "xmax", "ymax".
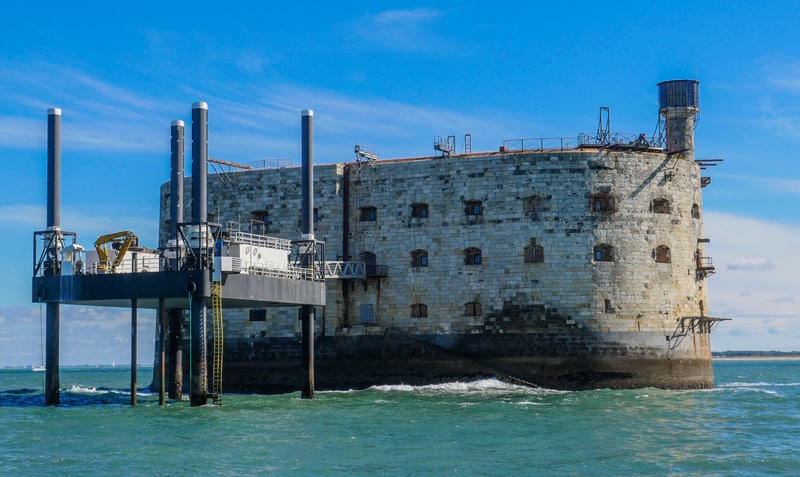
[{"xmin": 209, "ymin": 157, "xmax": 253, "ymax": 170}]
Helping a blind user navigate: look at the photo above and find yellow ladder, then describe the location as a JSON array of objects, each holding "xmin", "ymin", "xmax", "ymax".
[{"xmin": 211, "ymin": 281, "xmax": 224, "ymax": 405}]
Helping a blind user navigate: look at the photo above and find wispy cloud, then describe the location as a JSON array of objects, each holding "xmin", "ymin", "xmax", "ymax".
[
  {"xmin": 352, "ymin": 8, "xmax": 453, "ymax": 53},
  {"xmin": 2, "ymin": 60, "xmax": 527, "ymax": 162},
  {"xmin": 704, "ymin": 210, "xmax": 800, "ymax": 350},
  {"xmin": 757, "ymin": 57, "xmax": 800, "ymax": 140},
  {"xmin": 0, "ymin": 61, "xmax": 181, "ymax": 152},
  {"xmin": 0, "ymin": 304, "xmax": 155, "ymax": 366},
  {"xmin": 727, "ymin": 257, "xmax": 775, "ymax": 271},
  {"xmin": 1, "ymin": 204, "xmax": 157, "ymax": 245}
]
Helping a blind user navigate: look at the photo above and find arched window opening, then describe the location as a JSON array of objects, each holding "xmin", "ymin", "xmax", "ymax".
[
  {"xmin": 594, "ymin": 244, "xmax": 615, "ymax": 262},
  {"xmin": 655, "ymin": 245, "xmax": 671, "ymax": 264},
  {"xmin": 411, "ymin": 303, "xmax": 428, "ymax": 318},
  {"xmin": 464, "ymin": 247, "xmax": 482, "ymax": 265},
  {"xmin": 411, "ymin": 249, "xmax": 428, "ymax": 268},
  {"xmin": 691, "ymin": 203, "xmax": 700, "ymax": 219}
]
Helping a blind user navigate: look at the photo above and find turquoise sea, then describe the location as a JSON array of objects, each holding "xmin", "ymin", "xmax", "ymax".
[{"xmin": 1, "ymin": 360, "xmax": 797, "ymax": 476}]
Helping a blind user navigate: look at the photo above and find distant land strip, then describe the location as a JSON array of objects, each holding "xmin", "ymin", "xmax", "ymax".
[{"xmin": 713, "ymin": 351, "xmax": 800, "ymax": 358}]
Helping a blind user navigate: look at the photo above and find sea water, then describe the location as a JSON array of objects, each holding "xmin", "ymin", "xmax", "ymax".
[{"xmin": 1, "ymin": 360, "xmax": 797, "ymax": 476}]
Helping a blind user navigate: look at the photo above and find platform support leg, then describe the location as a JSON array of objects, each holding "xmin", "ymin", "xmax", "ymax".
[
  {"xmin": 158, "ymin": 298, "xmax": 166, "ymax": 406},
  {"xmin": 301, "ymin": 305, "xmax": 315, "ymax": 399},
  {"xmin": 190, "ymin": 303, "xmax": 208, "ymax": 406},
  {"xmin": 168, "ymin": 309, "xmax": 183, "ymax": 400},
  {"xmin": 45, "ymin": 303, "xmax": 60, "ymax": 405},
  {"xmin": 131, "ymin": 299, "xmax": 138, "ymax": 407}
]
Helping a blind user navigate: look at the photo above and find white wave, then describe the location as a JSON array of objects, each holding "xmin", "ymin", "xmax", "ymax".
[
  {"xmin": 368, "ymin": 378, "xmax": 565, "ymax": 396},
  {"xmin": 720, "ymin": 381, "xmax": 800, "ymax": 388},
  {"xmin": 66, "ymin": 384, "xmax": 152, "ymax": 396}
]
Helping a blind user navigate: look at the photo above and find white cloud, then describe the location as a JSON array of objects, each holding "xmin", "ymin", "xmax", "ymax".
[
  {"xmin": 727, "ymin": 257, "xmax": 775, "ymax": 271},
  {"xmin": 0, "ymin": 304, "xmax": 155, "ymax": 367},
  {"xmin": 704, "ymin": 211, "xmax": 800, "ymax": 351},
  {"xmin": 1, "ymin": 204, "xmax": 157, "ymax": 245},
  {"xmin": 352, "ymin": 8, "xmax": 453, "ymax": 53}
]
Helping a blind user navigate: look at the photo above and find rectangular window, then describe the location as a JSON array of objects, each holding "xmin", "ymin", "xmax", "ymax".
[
  {"xmin": 360, "ymin": 207, "xmax": 377, "ymax": 222},
  {"xmin": 465, "ymin": 200, "xmax": 482, "ymax": 216},
  {"xmin": 411, "ymin": 203, "xmax": 429, "ymax": 219},
  {"xmin": 591, "ymin": 194, "xmax": 616, "ymax": 212},
  {"xmin": 249, "ymin": 308, "xmax": 267, "ymax": 322}
]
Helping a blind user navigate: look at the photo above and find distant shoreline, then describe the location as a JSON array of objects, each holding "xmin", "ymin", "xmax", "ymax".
[{"xmin": 713, "ymin": 356, "xmax": 800, "ymax": 361}]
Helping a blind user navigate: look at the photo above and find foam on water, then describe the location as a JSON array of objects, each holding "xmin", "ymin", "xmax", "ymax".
[{"xmin": 369, "ymin": 378, "xmax": 564, "ymax": 396}]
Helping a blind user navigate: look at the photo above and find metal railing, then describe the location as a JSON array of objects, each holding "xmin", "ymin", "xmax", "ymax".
[
  {"xmin": 502, "ymin": 137, "xmax": 577, "ymax": 152},
  {"xmin": 324, "ymin": 261, "xmax": 366, "ymax": 279}
]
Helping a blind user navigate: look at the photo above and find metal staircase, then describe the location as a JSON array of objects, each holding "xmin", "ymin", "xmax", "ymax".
[{"xmin": 211, "ymin": 281, "xmax": 224, "ymax": 405}]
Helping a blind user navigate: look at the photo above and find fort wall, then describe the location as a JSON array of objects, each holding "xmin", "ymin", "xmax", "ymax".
[{"xmin": 159, "ymin": 147, "xmax": 713, "ymax": 389}]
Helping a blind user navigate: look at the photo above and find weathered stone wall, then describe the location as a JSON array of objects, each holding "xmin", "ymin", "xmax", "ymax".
[{"xmin": 158, "ymin": 148, "xmax": 711, "ymax": 364}]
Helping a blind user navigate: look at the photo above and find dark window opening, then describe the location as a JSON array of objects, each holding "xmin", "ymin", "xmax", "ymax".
[
  {"xmin": 411, "ymin": 249, "xmax": 428, "ymax": 268},
  {"xmin": 313, "ymin": 207, "xmax": 319, "ymax": 223},
  {"xmin": 250, "ymin": 210, "xmax": 269, "ymax": 233},
  {"xmin": 594, "ymin": 244, "xmax": 615, "ymax": 262},
  {"xmin": 523, "ymin": 195, "xmax": 545, "ymax": 214},
  {"xmin": 691, "ymin": 203, "xmax": 700, "ymax": 219},
  {"xmin": 604, "ymin": 299, "xmax": 614, "ymax": 314},
  {"xmin": 411, "ymin": 203, "xmax": 429, "ymax": 219},
  {"xmin": 360, "ymin": 206, "xmax": 377, "ymax": 222},
  {"xmin": 249, "ymin": 308, "xmax": 267, "ymax": 322},
  {"xmin": 655, "ymin": 245, "xmax": 671, "ymax": 264},
  {"xmin": 524, "ymin": 243, "xmax": 544, "ymax": 263},
  {"xmin": 652, "ymin": 198, "xmax": 670, "ymax": 214},
  {"xmin": 591, "ymin": 194, "xmax": 616, "ymax": 212},
  {"xmin": 464, "ymin": 301, "xmax": 482, "ymax": 316},
  {"xmin": 464, "ymin": 247, "xmax": 482, "ymax": 265},
  {"xmin": 465, "ymin": 200, "xmax": 482, "ymax": 216},
  {"xmin": 411, "ymin": 303, "xmax": 428, "ymax": 318}
]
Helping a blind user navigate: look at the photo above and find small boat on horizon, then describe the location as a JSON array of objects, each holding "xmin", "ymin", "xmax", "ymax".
[{"xmin": 32, "ymin": 365, "xmax": 45, "ymax": 372}]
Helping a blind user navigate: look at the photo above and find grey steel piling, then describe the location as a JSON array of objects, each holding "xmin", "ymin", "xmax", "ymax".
[
  {"xmin": 300, "ymin": 109, "xmax": 315, "ymax": 399},
  {"xmin": 45, "ymin": 107, "xmax": 61, "ymax": 406}
]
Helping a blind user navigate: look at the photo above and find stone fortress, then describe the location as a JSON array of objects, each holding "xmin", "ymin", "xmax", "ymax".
[{"xmin": 160, "ymin": 80, "xmax": 725, "ymax": 392}]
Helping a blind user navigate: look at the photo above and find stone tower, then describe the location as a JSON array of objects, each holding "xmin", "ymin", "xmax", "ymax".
[{"xmin": 658, "ymin": 79, "xmax": 700, "ymax": 157}]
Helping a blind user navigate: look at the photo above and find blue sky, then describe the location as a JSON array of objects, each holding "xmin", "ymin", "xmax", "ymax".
[{"xmin": 1, "ymin": 1, "xmax": 799, "ymax": 366}]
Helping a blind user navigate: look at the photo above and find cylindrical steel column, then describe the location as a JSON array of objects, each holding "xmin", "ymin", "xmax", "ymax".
[
  {"xmin": 190, "ymin": 303, "xmax": 208, "ymax": 406},
  {"xmin": 301, "ymin": 109, "xmax": 314, "ymax": 238},
  {"xmin": 170, "ymin": 119, "xmax": 185, "ymax": 262},
  {"xmin": 47, "ymin": 108, "xmax": 61, "ymax": 229},
  {"xmin": 300, "ymin": 109, "xmax": 315, "ymax": 399},
  {"xmin": 190, "ymin": 102, "xmax": 209, "ymax": 406},
  {"xmin": 158, "ymin": 298, "xmax": 167, "ymax": 406},
  {"xmin": 131, "ymin": 299, "xmax": 138, "ymax": 407},
  {"xmin": 191, "ymin": 103, "xmax": 208, "ymax": 224},
  {"xmin": 45, "ymin": 107, "xmax": 61, "ymax": 406},
  {"xmin": 168, "ymin": 309, "xmax": 183, "ymax": 400}
]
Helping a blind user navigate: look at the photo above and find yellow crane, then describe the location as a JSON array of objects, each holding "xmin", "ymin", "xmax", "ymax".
[{"xmin": 94, "ymin": 231, "xmax": 138, "ymax": 272}]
